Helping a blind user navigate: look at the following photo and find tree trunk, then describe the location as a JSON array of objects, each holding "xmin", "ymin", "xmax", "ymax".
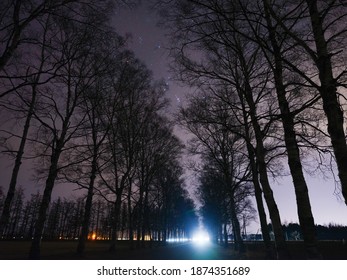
[
  {"xmin": 248, "ymin": 146, "xmax": 275, "ymax": 258},
  {"xmin": 263, "ymin": 0, "xmax": 320, "ymax": 259},
  {"xmin": 229, "ymin": 195, "xmax": 245, "ymax": 254},
  {"xmin": 127, "ymin": 184, "xmax": 134, "ymax": 249},
  {"xmin": 136, "ymin": 180, "xmax": 145, "ymax": 248},
  {"xmin": 223, "ymin": 223, "xmax": 228, "ymax": 247},
  {"xmin": 109, "ymin": 191, "xmax": 122, "ymax": 252},
  {"xmin": 252, "ymin": 116, "xmax": 289, "ymax": 259},
  {"xmin": 141, "ymin": 184, "xmax": 150, "ymax": 248},
  {"xmin": 239, "ymin": 92, "xmax": 275, "ymax": 259},
  {"xmin": 0, "ymin": 83, "xmax": 37, "ymax": 235},
  {"xmin": 29, "ymin": 151, "xmax": 60, "ymax": 259},
  {"xmin": 234, "ymin": 37, "xmax": 288, "ymax": 258},
  {"xmin": 77, "ymin": 152, "xmax": 97, "ymax": 255},
  {"xmin": 218, "ymin": 224, "xmax": 223, "ymax": 245},
  {"xmin": 306, "ymin": 0, "xmax": 347, "ymax": 205}
]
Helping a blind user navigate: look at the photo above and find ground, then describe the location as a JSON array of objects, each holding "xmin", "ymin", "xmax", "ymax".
[{"xmin": 0, "ymin": 240, "xmax": 346, "ymax": 260}]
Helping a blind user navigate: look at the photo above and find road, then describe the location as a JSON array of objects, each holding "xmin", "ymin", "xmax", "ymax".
[
  {"xmin": 0, "ymin": 240, "xmax": 237, "ymax": 260},
  {"xmin": 112, "ymin": 242, "xmax": 234, "ymax": 260}
]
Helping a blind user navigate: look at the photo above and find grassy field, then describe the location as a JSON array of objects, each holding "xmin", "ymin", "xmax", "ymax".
[{"xmin": 0, "ymin": 240, "xmax": 346, "ymax": 260}]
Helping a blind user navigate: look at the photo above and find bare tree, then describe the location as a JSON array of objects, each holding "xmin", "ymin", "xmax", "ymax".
[
  {"xmin": 0, "ymin": 13, "xmax": 53, "ymax": 236},
  {"xmin": 96, "ymin": 52, "xmax": 168, "ymax": 251},
  {"xmin": 135, "ymin": 115, "xmax": 183, "ymax": 247},
  {"xmin": 2, "ymin": 187, "xmax": 24, "ymax": 239},
  {"xmin": 178, "ymin": 96, "xmax": 253, "ymax": 254},
  {"xmin": 59, "ymin": 28, "xmax": 125, "ymax": 256},
  {"xmin": 28, "ymin": 5, "xmax": 113, "ymax": 258},
  {"xmin": 154, "ymin": 160, "xmax": 198, "ymax": 243},
  {"xmin": 263, "ymin": 0, "xmax": 347, "ymax": 204},
  {"xmin": 258, "ymin": 0, "xmax": 320, "ymax": 258},
  {"xmin": 158, "ymin": 0, "xmax": 325, "ymax": 259},
  {"xmin": 0, "ymin": 0, "xmax": 115, "ymax": 76},
  {"xmin": 19, "ymin": 192, "xmax": 41, "ymax": 239},
  {"xmin": 157, "ymin": 0, "xmax": 288, "ymax": 258}
]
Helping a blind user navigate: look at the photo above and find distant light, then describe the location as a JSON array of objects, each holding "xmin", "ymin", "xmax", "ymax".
[
  {"xmin": 167, "ymin": 237, "xmax": 189, "ymax": 243},
  {"xmin": 192, "ymin": 229, "xmax": 210, "ymax": 245}
]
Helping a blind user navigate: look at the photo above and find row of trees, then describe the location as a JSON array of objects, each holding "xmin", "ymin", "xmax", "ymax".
[
  {"xmin": 0, "ymin": 187, "xmax": 196, "ymax": 243},
  {"xmin": 157, "ymin": 0, "xmax": 347, "ymax": 259},
  {"xmin": 280, "ymin": 223, "xmax": 347, "ymax": 241},
  {"xmin": 0, "ymin": 0, "xmax": 198, "ymax": 259}
]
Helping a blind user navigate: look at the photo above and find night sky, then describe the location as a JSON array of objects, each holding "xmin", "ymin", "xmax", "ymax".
[
  {"xmin": 110, "ymin": 2, "xmax": 347, "ymax": 231},
  {"xmin": 0, "ymin": 2, "xmax": 346, "ymax": 233},
  {"xmin": 113, "ymin": 2, "xmax": 187, "ymax": 109}
]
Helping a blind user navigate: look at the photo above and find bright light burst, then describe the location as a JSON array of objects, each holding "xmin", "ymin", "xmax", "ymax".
[{"xmin": 192, "ymin": 229, "xmax": 210, "ymax": 245}]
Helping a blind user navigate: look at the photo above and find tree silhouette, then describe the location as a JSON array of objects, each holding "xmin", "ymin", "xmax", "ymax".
[
  {"xmin": 28, "ymin": 3, "xmax": 114, "ymax": 259},
  {"xmin": 263, "ymin": 0, "xmax": 347, "ymax": 204}
]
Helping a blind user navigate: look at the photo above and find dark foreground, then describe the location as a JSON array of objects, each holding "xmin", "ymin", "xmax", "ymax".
[{"xmin": 0, "ymin": 240, "xmax": 346, "ymax": 260}]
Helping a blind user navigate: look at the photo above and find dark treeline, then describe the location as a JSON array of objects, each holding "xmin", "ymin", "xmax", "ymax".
[
  {"xmin": 279, "ymin": 223, "xmax": 347, "ymax": 241},
  {"xmin": 0, "ymin": 187, "xmax": 197, "ymax": 242}
]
